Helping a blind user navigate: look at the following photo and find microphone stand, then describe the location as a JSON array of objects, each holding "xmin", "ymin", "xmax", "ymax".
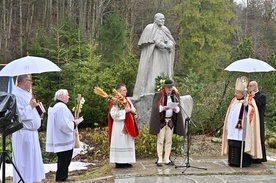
[{"xmin": 175, "ymin": 104, "xmax": 207, "ymax": 173}]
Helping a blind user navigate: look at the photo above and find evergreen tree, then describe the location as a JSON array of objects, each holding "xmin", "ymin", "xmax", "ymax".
[
  {"xmin": 175, "ymin": 0, "xmax": 237, "ymax": 83},
  {"xmin": 96, "ymin": 12, "xmax": 127, "ymax": 67},
  {"xmin": 28, "ymin": 20, "xmax": 102, "ymax": 129}
]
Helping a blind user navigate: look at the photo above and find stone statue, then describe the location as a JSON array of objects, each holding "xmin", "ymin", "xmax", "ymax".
[{"xmin": 133, "ymin": 13, "xmax": 176, "ymax": 97}]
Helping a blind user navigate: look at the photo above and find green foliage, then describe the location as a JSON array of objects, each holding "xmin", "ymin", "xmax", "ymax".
[
  {"xmin": 135, "ymin": 126, "xmax": 156, "ymax": 158},
  {"xmin": 257, "ymin": 53, "xmax": 276, "ymax": 133},
  {"xmin": 27, "ymin": 17, "xmax": 139, "ymax": 128},
  {"xmin": 154, "ymin": 75, "xmax": 169, "ymax": 92},
  {"xmin": 171, "ymin": 133, "xmax": 185, "ymax": 158},
  {"xmin": 174, "ymin": 70, "xmax": 234, "ymax": 135},
  {"xmin": 267, "ymin": 138, "xmax": 276, "ymax": 149},
  {"xmin": 173, "ymin": 35, "xmax": 275, "ymax": 136},
  {"xmin": 80, "ymin": 127, "xmax": 110, "ymax": 162},
  {"xmin": 75, "ymin": 126, "xmax": 184, "ymax": 162},
  {"xmin": 0, "ymin": 136, "xmax": 13, "ymax": 163},
  {"xmin": 95, "ymin": 54, "xmax": 138, "ymax": 96},
  {"xmin": 175, "ymin": 70, "xmax": 206, "ymax": 99},
  {"xmin": 175, "ymin": 0, "xmax": 237, "ymax": 83},
  {"xmin": 231, "ymin": 37, "xmax": 254, "ymax": 60},
  {"xmin": 96, "ymin": 12, "xmax": 127, "ymax": 66},
  {"xmin": 27, "ymin": 20, "xmax": 107, "ymax": 128},
  {"xmin": 266, "ymin": 129, "xmax": 276, "ymax": 140},
  {"xmin": 29, "ymin": 20, "xmax": 94, "ymax": 108},
  {"xmin": 135, "ymin": 126, "xmax": 183, "ymax": 159}
]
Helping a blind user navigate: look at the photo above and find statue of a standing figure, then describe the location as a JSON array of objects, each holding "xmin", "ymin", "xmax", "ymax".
[{"xmin": 133, "ymin": 13, "xmax": 176, "ymax": 97}]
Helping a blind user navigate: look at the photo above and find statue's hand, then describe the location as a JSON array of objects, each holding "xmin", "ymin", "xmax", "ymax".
[
  {"xmin": 155, "ymin": 40, "xmax": 166, "ymax": 48},
  {"xmin": 166, "ymin": 40, "xmax": 174, "ymax": 51},
  {"xmin": 165, "ymin": 46, "xmax": 172, "ymax": 53}
]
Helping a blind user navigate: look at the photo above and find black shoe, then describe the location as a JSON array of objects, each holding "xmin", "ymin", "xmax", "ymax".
[
  {"xmin": 252, "ymin": 159, "xmax": 262, "ymax": 164},
  {"xmin": 165, "ymin": 161, "xmax": 174, "ymax": 166},
  {"xmin": 115, "ymin": 163, "xmax": 131, "ymax": 168},
  {"xmin": 156, "ymin": 163, "xmax": 163, "ymax": 166},
  {"xmin": 125, "ymin": 163, "xmax": 133, "ymax": 167}
]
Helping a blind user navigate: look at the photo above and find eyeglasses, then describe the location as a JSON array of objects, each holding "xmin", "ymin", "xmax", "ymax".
[{"xmin": 24, "ymin": 79, "xmax": 32, "ymax": 82}]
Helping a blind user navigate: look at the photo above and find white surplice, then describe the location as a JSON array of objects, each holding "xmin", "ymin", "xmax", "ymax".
[
  {"xmin": 12, "ymin": 87, "xmax": 45, "ymax": 183},
  {"xmin": 109, "ymin": 100, "xmax": 136, "ymax": 163},
  {"xmin": 46, "ymin": 102, "xmax": 75, "ymax": 153}
]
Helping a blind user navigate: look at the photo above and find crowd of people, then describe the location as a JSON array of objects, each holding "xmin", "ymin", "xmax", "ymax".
[{"xmin": 7, "ymin": 12, "xmax": 268, "ymax": 183}]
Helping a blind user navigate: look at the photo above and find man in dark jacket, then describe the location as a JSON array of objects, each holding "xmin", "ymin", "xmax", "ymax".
[
  {"xmin": 149, "ymin": 79, "xmax": 185, "ymax": 166},
  {"xmin": 249, "ymin": 81, "xmax": 267, "ymax": 163}
]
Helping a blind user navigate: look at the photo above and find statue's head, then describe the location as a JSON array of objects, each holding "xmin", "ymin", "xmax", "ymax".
[{"xmin": 154, "ymin": 13, "xmax": 165, "ymax": 27}]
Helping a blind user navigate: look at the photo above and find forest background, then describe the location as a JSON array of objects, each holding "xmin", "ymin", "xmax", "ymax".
[{"xmin": 0, "ymin": 0, "xmax": 276, "ymax": 139}]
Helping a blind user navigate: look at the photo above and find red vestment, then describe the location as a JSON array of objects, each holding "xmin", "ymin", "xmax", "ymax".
[{"xmin": 108, "ymin": 98, "xmax": 139, "ymax": 143}]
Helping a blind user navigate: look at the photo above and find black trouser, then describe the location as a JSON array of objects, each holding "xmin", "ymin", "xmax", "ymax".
[
  {"xmin": 228, "ymin": 140, "xmax": 251, "ymax": 167},
  {"xmin": 56, "ymin": 149, "xmax": 73, "ymax": 181}
]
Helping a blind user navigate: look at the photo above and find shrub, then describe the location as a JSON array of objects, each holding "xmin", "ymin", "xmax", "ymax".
[
  {"xmin": 75, "ymin": 126, "xmax": 184, "ymax": 163},
  {"xmin": 267, "ymin": 137, "xmax": 276, "ymax": 149},
  {"xmin": 0, "ymin": 135, "xmax": 13, "ymax": 163},
  {"xmin": 79, "ymin": 127, "xmax": 110, "ymax": 163}
]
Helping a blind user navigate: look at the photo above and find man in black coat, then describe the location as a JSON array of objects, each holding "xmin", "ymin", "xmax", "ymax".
[
  {"xmin": 249, "ymin": 81, "xmax": 267, "ymax": 163},
  {"xmin": 149, "ymin": 79, "xmax": 185, "ymax": 166}
]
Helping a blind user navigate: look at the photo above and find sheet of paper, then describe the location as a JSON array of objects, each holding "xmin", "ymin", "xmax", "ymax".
[
  {"xmin": 78, "ymin": 116, "xmax": 84, "ymax": 123},
  {"xmin": 167, "ymin": 102, "xmax": 179, "ymax": 109}
]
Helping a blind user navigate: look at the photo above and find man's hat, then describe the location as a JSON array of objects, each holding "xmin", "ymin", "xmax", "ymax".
[
  {"xmin": 235, "ymin": 76, "xmax": 248, "ymax": 92},
  {"xmin": 162, "ymin": 79, "xmax": 175, "ymax": 87}
]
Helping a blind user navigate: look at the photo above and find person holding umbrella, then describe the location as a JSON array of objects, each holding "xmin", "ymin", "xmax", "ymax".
[
  {"xmin": 221, "ymin": 76, "xmax": 263, "ymax": 167},
  {"xmin": 11, "ymin": 74, "xmax": 45, "ymax": 183},
  {"xmin": 248, "ymin": 81, "xmax": 267, "ymax": 163}
]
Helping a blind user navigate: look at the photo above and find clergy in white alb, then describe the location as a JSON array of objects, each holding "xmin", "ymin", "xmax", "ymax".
[
  {"xmin": 12, "ymin": 74, "xmax": 45, "ymax": 183},
  {"xmin": 46, "ymin": 101, "xmax": 75, "ymax": 153},
  {"xmin": 108, "ymin": 84, "xmax": 139, "ymax": 168},
  {"xmin": 46, "ymin": 89, "xmax": 79, "ymax": 181},
  {"xmin": 109, "ymin": 103, "xmax": 136, "ymax": 163}
]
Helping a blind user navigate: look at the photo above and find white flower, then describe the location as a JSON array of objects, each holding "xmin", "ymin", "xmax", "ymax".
[{"xmin": 80, "ymin": 97, "xmax": 85, "ymax": 105}]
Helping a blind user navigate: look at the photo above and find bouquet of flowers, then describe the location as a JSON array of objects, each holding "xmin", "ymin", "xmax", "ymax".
[
  {"xmin": 72, "ymin": 94, "xmax": 85, "ymax": 148},
  {"xmin": 155, "ymin": 76, "xmax": 166, "ymax": 91},
  {"xmin": 72, "ymin": 94, "xmax": 85, "ymax": 119},
  {"xmin": 94, "ymin": 87, "xmax": 127, "ymax": 110}
]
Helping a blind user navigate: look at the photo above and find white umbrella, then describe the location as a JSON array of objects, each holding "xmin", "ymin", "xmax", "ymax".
[
  {"xmin": 224, "ymin": 58, "xmax": 275, "ymax": 73},
  {"xmin": 0, "ymin": 56, "xmax": 61, "ymax": 77}
]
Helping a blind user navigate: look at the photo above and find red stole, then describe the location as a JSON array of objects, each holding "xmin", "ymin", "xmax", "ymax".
[
  {"xmin": 247, "ymin": 95, "xmax": 255, "ymax": 123},
  {"xmin": 107, "ymin": 99, "xmax": 139, "ymax": 143}
]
